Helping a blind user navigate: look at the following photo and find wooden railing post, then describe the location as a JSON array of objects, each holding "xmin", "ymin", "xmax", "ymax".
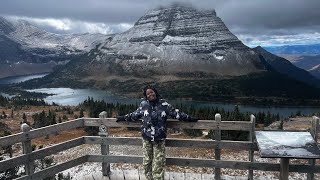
[
  {"xmin": 21, "ymin": 123, "xmax": 34, "ymax": 176},
  {"xmin": 308, "ymin": 116, "xmax": 319, "ymax": 180},
  {"xmin": 215, "ymin": 113, "xmax": 221, "ymax": 180},
  {"xmin": 99, "ymin": 111, "xmax": 110, "ymax": 176},
  {"xmin": 248, "ymin": 114, "xmax": 256, "ymax": 180}
]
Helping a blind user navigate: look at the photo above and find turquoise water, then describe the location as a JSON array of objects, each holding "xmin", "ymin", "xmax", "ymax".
[
  {"xmin": 26, "ymin": 88, "xmax": 141, "ymax": 106},
  {"xmin": 0, "ymin": 74, "xmax": 319, "ymax": 118},
  {"xmin": 27, "ymin": 88, "xmax": 320, "ymax": 118}
]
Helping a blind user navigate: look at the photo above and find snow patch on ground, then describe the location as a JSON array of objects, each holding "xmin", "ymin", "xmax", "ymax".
[{"xmin": 52, "ymin": 143, "xmax": 314, "ymax": 180}]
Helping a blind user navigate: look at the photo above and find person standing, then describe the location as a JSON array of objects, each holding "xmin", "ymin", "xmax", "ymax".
[{"xmin": 117, "ymin": 86, "xmax": 198, "ymax": 180}]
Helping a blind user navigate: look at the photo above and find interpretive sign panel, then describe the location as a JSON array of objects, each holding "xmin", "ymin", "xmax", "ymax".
[{"xmin": 255, "ymin": 131, "xmax": 320, "ymax": 158}]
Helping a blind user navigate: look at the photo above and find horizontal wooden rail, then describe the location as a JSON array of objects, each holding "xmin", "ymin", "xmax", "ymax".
[
  {"xmin": 29, "ymin": 137, "xmax": 84, "ymax": 160},
  {"xmin": 0, "ymin": 154, "xmax": 28, "ymax": 172},
  {"xmin": 84, "ymin": 136, "xmax": 258, "ymax": 150},
  {"xmin": 0, "ymin": 137, "xmax": 84, "ymax": 172},
  {"xmin": 0, "ymin": 118, "xmax": 83, "ymax": 147},
  {"xmin": 84, "ymin": 118, "xmax": 253, "ymax": 131},
  {"xmin": 16, "ymin": 156, "xmax": 88, "ymax": 180}
]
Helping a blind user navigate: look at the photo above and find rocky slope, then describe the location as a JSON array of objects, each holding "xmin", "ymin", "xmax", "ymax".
[
  {"xmin": 253, "ymin": 46, "xmax": 320, "ymax": 88},
  {"xmin": 0, "ymin": 17, "xmax": 110, "ymax": 78},
  {"xmin": 88, "ymin": 6, "xmax": 265, "ymax": 78},
  {"xmin": 309, "ymin": 64, "xmax": 320, "ymax": 79}
]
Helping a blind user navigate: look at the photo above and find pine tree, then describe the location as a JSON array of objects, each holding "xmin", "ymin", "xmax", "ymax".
[
  {"xmin": 22, "ymin": 113, "xmax": 27, "ymax": 123},
  {"xmin": 11, "ymin": 109, "xmax": 14, "ymax": 118},
  {"xmin": 79, "ymin": 109, "xmax": 84, "ymax": 118}
]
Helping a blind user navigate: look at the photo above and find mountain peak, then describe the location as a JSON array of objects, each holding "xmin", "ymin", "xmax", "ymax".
[
  {"xmin": 0, "ymin": 16, "xmax": 16, "ymax": 34},
  {"xmin": 92, "ymin": 5, "xmax": 265, "ymax": 77},
  {"xmin": 14, "ymin": 19, "xmax": 47, "ymax": 34}
]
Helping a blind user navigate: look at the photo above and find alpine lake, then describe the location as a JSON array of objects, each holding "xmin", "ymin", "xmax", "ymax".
[{"xmin": 0, "ymin": 73, "xmax": 319, "ymax": 119}]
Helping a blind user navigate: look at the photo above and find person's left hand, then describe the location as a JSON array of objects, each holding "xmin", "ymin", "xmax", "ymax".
[{"xmin": 116, "ymin": 114, "xmax": 131, "ymax": 122}]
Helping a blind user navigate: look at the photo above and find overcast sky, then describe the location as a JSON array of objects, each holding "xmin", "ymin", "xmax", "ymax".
[{"xmin": 1, "ymin": 0, "xmax": 320, "ymax": 47}]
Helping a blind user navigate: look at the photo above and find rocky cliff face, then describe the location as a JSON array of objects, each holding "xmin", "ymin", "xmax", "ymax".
[{"xmin": 87, "ymin": 6, "xmax": 265, "ymax": 78}]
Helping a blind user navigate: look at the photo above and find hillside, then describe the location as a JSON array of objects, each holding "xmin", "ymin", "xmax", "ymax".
[{"xmin": 0, "ymin": 17, "xmax": 109, "ymax": 78}]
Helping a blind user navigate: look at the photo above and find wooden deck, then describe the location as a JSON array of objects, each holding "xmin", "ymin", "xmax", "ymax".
[{"xmin": 84, "ymin": 169, "xmax": 258, "ymax": 180}]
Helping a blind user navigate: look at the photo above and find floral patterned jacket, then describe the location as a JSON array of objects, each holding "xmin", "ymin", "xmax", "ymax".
[{"xmin": 129, "ymin": 99, "xmax": 192, "ymax": 142}]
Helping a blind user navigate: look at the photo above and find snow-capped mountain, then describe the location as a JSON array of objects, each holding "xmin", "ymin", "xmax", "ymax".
[
  {"xmin": 88, "ymin": 5, "xmax": 265, "ymax": 77},
  {"xmin": 11, "ymin": 19, "xmax": 109, "ymax": 53},
  {"xmin": 0, "ymin": 17, "xmax": 110, "ymax": 78},
  {"xmin": 31, "ymin": 4, "xmax": 320, "ymax": 97}
]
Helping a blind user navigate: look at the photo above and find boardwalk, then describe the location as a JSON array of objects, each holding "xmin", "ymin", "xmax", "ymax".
[{"xmin": 83, "ymin": 169, "xmax": 271, "ymax": 180}]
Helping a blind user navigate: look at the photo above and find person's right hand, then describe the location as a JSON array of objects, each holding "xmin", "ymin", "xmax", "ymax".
[
  {"xmin": 116, "ymin": 116, "xmax": 126, "ymax": 122},
  {"xmin": 187, "ymin": 117, "xmax": 199, "ymax": 122}
]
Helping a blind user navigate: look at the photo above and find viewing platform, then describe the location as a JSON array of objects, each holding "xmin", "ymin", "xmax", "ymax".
[{"xmin": 1, "ymin": 112, "xmax": 320, "ymax": 180}]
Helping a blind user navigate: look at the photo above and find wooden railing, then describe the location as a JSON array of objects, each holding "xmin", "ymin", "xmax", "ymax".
[{"xmin": 0, "ymin": 112, "xmax": 319, "ymax": 180}]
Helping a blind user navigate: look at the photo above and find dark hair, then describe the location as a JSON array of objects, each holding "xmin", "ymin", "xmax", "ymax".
[{"xmin": 143, "ymin": 85, "xmax": 161, "ymax": 100}]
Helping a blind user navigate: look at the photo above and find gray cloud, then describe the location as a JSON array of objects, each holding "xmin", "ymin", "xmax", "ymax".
[{"xmin": 1, "ymin": 0, "xmax": 319, "ymax": 46}]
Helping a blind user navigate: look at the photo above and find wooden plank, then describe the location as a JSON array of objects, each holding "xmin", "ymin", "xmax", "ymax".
[
  {"xmin": 21, "ymin": 123, "xmax": 34, "ymax": 175},
  {"xmin": 215, "ymin": 113, "xmax": 221, "ymax": 180},
  {"xmin": 308, "ymin": 116, "xmax": 318, "ymax": 180},
  {"xmin": 27, "ymin": 118, "xmax": 84, "ymax": 140},
  {"xmin": 168, "ymin": 172, "xmax": 185, "ymax": 179},
  {"xmin": 87, "ymin": 154, "xmax": 143, "ymax": 164},
  {"xmin": 0, "ymin": 119, "xmax": 83, "ymax": 147},
  {"xmin": 248, "ymin": 114, "xmax": 255, "ymax": 180},
  {"xmin": 0, "ymin": 154, "xmax": 28, "ymax": 172},
  {"xmin": 123, "ymin": 169, "xmax": 141, "ymax": 180},
  {"xmin": 84, "ymin": 136, "xmax": 258, "ymax": 150},
  {"xmin": 99, "ymin": 111, "xmax": 110, "ymax": 176},
  {"xmin": 83, "ymin": 118, "xmax": 252, "ymax": 131},
  {"xmin": 0, "ymin": 133, "xmax": 24, "ymax": 147},
  {"xmin": 280, "ymin": 158, "xmax": 289, "ymax": 180},
  {"xmin": 202, "ymin": 173, "xmax": 215, "ymax": 180},
  {"xmin": 29, "ymin": 137, "xmax": 84, "ymax": 160},
  {"xmin": 109, "ymin": 170, "xmax": 126, "ymax": 180},
  {"xmin": 290, "ymin": 164, "xmax": 320, "ymax": 173},
  {"xmin": 16, "ymin": 156, "xmax": 88, "ymax": 180},
  {"xmin": 185, "ymin": 172, "xmax": 202, "ymax": 180}
]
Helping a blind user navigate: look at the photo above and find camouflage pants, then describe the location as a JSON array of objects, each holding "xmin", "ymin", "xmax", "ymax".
[{"xmin": 143, "ymin": 139, "xmax": 166, "ymax": 180}]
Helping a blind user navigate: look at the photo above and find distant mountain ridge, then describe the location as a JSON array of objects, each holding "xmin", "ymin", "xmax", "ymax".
[
  {"xmin": 0, "ymin": 17, "xmax": 109, "ymax": 78},
  {"xmin": 264, "ymin": 44, "xmax": 320, "ymax": 55},
  {"xmin": 276, "ymin": 54, "xmax": 320, "ymax": 80},
  {"xmin": 253, "ymin": 46, "xmax": 320, "ymax": 87}
]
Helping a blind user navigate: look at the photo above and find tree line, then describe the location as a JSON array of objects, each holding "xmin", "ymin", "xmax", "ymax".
[
  {"xmin": 80, "ymin": 97, "xmax": 286, "ymax": 139},
  {"xmin": 0, "ymin": 94, "xmax": 48, "ymax": 108}
]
